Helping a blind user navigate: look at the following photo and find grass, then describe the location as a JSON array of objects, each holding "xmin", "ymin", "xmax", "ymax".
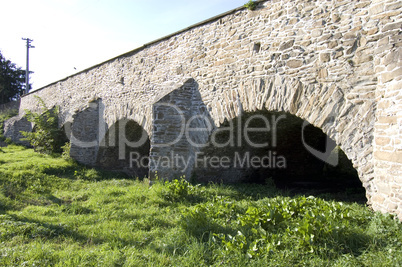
[{"xmin": 0, "ymin": 145, "xmax": 401, "ymax": 266}]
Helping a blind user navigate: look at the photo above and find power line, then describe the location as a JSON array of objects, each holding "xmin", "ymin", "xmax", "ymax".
[{"xmin": 22, "ymin": 38, "xmax": 34, "ymax": 94}]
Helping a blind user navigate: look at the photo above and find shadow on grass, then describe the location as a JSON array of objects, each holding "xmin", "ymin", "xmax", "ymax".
[
  {"xmin": 1, "ymin": 210, "xmax": 177, "ymax": 250},
  {"xmin": 1, "ymin": 213, "xmax": 146, "ymax": 248},
  {"xmin": 0, "ymin": 214, "xmax": 93, "ymax": 244},
  {"xmin": 214, "ymin": 181, "xmax": 367, "ymax": 204},
  {"xmin": 0, "ymin": 198, "xmax": 19, "ymax": 214},
  {"xmin": 42, "ymin": 163, "xmax": 129, "ymax": 181},
  {"xmin": 45, "ymin": 194, "xmax": 68, "ymax": 205},
  {"xmin": 154, "ymin": 181, "xmax": 366, "ymax": 209}
]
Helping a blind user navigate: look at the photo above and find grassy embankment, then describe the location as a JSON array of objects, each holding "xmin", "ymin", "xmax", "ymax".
[{"xmin": 0, "ymin": 144, "xmax": 401, "ymax": 266}]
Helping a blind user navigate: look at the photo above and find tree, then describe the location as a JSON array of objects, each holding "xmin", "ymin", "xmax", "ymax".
[{"xmin": 0, "ymin": 51, "xmax": 26, "ymax": 104}]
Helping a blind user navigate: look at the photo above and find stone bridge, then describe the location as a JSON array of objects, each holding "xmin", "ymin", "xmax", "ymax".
[{"xmin": 4, "ymin": 0, "xmax": 402, "ymax": 218}]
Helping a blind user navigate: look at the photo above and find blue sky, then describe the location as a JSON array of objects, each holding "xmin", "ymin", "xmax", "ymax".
[{"xmin": 1, "ymin": 0, "xmax": 246, "ymax": 90}]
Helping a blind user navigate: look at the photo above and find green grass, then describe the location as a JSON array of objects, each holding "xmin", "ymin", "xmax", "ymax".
[{"xmin": 0, "ymin": 145, "xmax": 401, "ymax": 266}]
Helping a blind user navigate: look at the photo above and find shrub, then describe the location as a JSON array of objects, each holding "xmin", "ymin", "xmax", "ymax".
[
  {"xmin": 61, "ymin": 142, "xmax": 71, "ymax": 160},
  {"xmin": 155, "ymin": 177, "xmax": 201, "ymax": 202},
  {"xmin": 21, "ymin": 96, "xmax": 67, "ymax": 154},
  {"xmin": 244, "ymin": 0, "xmax": 257, "ymax": 11}
]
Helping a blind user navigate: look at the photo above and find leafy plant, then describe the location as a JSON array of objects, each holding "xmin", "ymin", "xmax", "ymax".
[
  {"xmin": 160, "ymin": 177, "xmax": 199, "ymax": 202},
  {"xmin": 21, "ymin": 96, "xmax": 67, "ymax": 154},
  {"xmin": 61, "ymin": 142, "xmax": 71, "ymax": 160},
  {"xmin": 180, "ymin": 195, "xmax": 375, "ymax": 259},
  {"xmin": 244, "ymin": 0, "xmax": 257, "ymax": 11},
  {"xmin": 73, "ymin": 168, "xmax": 101, "ymax": 181}
]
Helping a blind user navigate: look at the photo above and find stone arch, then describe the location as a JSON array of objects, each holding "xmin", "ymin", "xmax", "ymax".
[
  {"xmin": 193, "ymin": 109, "xmax": 364, "ymax": 198},
  {"xmin": 96, "ymin": 118, "xmax": 150, "ymax": 177},
  {"xmin": 203, "ymin": 77, "xmax": 375, "ymax": 201},
  {"xmin": 60, "ymin": 121, "xmax": 72, "ymax": 140}
]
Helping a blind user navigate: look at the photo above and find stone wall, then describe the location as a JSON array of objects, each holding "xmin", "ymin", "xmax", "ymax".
[
  {"xmin": 371, "ymin": 1, "xmax": 402, "ymax": 219},
  {"xmin": 150, "ymin": 78, "xmax": 212, "ymax": 179},
  {"xmin": 0, "ymin": 100, "xmax": 20, "ymax": 113},
  {"xmin": 7, "ymin": 0, "xmax": 402, "ymax": 218},
  {"xmin": 69, "ymin": 99, "xmax": 104, "ymax": 166},
  {"xmin": 3, "ymin": 116, "xmax": 31, "ymax": 146}
]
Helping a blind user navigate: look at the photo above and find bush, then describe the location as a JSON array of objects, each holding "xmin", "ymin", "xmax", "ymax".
[
  {"xmin": 21, "ymin": 96, "xmax": 67, "ymax": 154},
  {"xmin": 160, "ymin": 178, "xmax": 198, "ymax": 202},
  {"xmin": 61, "ymin": 142, "xmax": 71, "ymax": 160},
  {"xmin": 244, "ymin": 0, "xmax": 257, "ymax": 11}
]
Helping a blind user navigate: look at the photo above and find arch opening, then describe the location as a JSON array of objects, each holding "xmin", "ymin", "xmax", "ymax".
[
  {"xmin": 54, "ymin": 123, "xmax": 70, "ymax": 153},
  {"xmin": 193, "ymin": 110, "xmax": 366, "ymax": 202},
  {"xmin": 96, "ymin": 118, "xmax": 150, "ymax": 178}
]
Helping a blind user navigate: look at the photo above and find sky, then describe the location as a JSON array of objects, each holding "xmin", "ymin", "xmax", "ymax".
[{"xmin": 1, "ymin": 0, "xmax": 246, "ymax": 90}]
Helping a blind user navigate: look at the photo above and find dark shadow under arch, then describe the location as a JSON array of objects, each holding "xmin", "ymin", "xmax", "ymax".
[
  {"xmin": 96, "ymin": 118, "xmax": 150, "ymax": 178},
  {"xmin": 193, "ymin": 110, "xmax": 366, "ymax": 202}
]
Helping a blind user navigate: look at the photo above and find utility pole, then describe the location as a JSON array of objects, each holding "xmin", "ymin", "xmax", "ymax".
[{"xmin": 22, "ymin": 38, "xmax": 34, "ymax": 94}]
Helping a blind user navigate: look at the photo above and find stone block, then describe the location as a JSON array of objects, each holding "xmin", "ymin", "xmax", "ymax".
[
  {"xmin": 385, "ymin": 1, "xmax": 402, "ymax": 11},
  {"xmin": 391, "ymin": 34, "xmax": 402, "ymax": 45},
  {"xmin": 300, "ymin": 40, "xmax": 311, "ymax": 47},
  {"xmin": 286, "ymin": 59, "xmax": 303, "ymax": 68},
  {"xmin": 288, "ymin": 18, "xmax": 298, "ymax": 25},
  {"xmin": 382, "ymin": 22, "xmax": 402, "ymax": 32},
  {"xmin": 331, "ymin": 13, "xmax": 341, "ymax": 23},
  {"xmin": 311, "ymin": 29, "xmax": 323, "ymax": 38},
  {"xmin": 378, "ymin": 100, "xmax": 392, "ymax": 109},
  {"xmin": 366, "ymin": 27, "xmax": 378, "ymax": 35},
  {"xmin": 372, "ymin": 10, "xmax": 401, "ymax": 20},
  {"xmin": 387, "ymin": 63, "xmax": 400, "ymax": 72},
  {"xmin": 372, "ymin": 194, "xmax": 386, "ymax": 204},
  {"xmin": 382, "ymin": 67, "xmax": 402, "ymax": 83},
  {"xmin": 378, "ymin": 115, "xmax": 397, "ymax": 124},
  {"xmin": 318, "ymin": 68, "xmax": 328, "ymax": 78},
  {"xmin": 379, "ymin": 36, "xmax": 390, "ymax": 47},
  {"xmin": 332, "ymin": 50, "xmax": 343, "ymax": 59},
  {"xmin": 383, "ymin": 50, "xmax": 400, "ymax": 65},
  {"xmin": 374, "ymin": 151, "xmax": 402, "ymax": 164},
  {"xmin": 377, "ymin": 182, "xmax": 392, "ymax": 195},
  {"xmin": 328, "ymin": 40, "xmax": 338, "ymax": 49},
  {"xmin": 320, "ymin": 53, "xmax": 331, "ymax": 63},
  {"xmin": 279, "ymin": 39, "xmax": 295, "ymax": 50},
  {"xmin": 369, "ymin": 3, "xmax": 384, "ymax": 15},
  {"xmin": 376, "ymin": 137, "xmax": 391, "ymax": 146}
]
